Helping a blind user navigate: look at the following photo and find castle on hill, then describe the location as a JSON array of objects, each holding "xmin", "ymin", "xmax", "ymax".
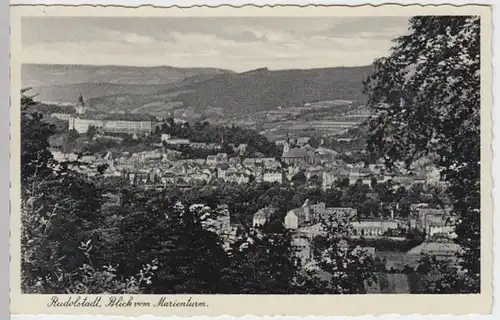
[{"xmin": 51, "ymin": 94, "xmax": 155, "ymax": 134}]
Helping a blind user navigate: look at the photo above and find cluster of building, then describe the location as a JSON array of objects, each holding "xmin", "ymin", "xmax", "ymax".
[
  {"xmin": 279, "ymin": 137, "xmax": 431, "ymax": 190},
  {"xmin": 171, "ymin": 196, "xmax": 460, "ymax": 273},
  {"xmin": 409, "ymin": 204, "xmax": 456, "ymax": 238},
  {"xmin": 49, "ymin": 96, "xmax": 436, "ymax": 194},
  {"xmin": 244, "ymin": 199, "xmax": 458, "ymax": 267},
  {"xmin": 50, "ymin": 133, "xmax": 435, "ymax": 193},
  {"xmin": 65, "ymin": 149, "xmax": 283, "ymax": 186}
]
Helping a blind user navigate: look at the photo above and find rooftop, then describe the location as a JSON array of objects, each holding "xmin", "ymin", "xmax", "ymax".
[
  {"xmin": 406, "ymin": 240, "xmax": 462, "ymax": 256},
  {"xmin": 282, "ymin": 148, "xmax": 307, "ymax": 158},
  {"xmin": 254, "ymin": 206, "xmax": 274, "ymax": 218},
  {"xmin": 75, "ymin": 113, "xmax": 155, "ymax": 121}
]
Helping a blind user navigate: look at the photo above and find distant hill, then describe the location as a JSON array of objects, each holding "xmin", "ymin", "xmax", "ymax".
[
  {"xmin": 171, "ymin": 66, "xmax": 373, "ymax": 115},
  {"xmin": 23, "ymin": 64, "xmax": 234, "ymax": 86},
  {"xmin": 27, "ymin": 83, "xmax": 170, "ymax": 105},
  {"xmin": 88, "ymin": 65, "xmax": 373, "ymax": 117},
  {"xmin": 22, "ymin": 63, "xmax": 234, "ymax": 103}
]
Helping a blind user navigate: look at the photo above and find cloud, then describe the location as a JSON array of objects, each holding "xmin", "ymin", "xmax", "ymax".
[
  {"xmin": 121, "ymin": 32, "xmax": 156, "ymax": 44},
  {"xmin": 21, "ymin": 16, "xmax": 411, "ymax": 72},
  {"xmin": 218, "ymin": 29, "xmax": 269, "ymax": 43}
]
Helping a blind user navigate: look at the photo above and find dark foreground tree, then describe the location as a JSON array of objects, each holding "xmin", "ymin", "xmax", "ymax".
[
  {"xmin": 225, "ymin": 222, "xmax": 303, "ymax": 294},
  {"xmin": 21, "ymin": 90, "xmax": 106, "ymax": 293},
  {"xmin": 21, "ymin": 88, "xmax": 56, "ymax": 185},
  {"xmin": 309, "ymin": 211, "xmax": 377, "ymax": 293},
  {"xmin": 21, "ymin": 90, "xmax": 157, "ymax": 294},
  {"xmin": 363, "ymin": 16, "xmax": 480, "ymax": 292}
]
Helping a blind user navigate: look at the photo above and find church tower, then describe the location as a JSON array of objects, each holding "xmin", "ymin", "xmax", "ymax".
[
  {"xmin": 76, "ymin": 94, "xmax": 86, "ymax": 115},
  {"xmin": 283, "ymin": 131, "xmax": 290, "ymax": 153},
  {"xmin": 283, "ymin": 142, "xmax": 290, "ymax": 153}
]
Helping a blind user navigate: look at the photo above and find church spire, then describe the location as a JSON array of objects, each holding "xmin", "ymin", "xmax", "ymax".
[
  {"xmin": 77, "ymin": 93, "xmax": 85, "ymax": 106},
  {"xmin": 76, "ymin": 93, "xmax": 85, "ymax": 115}
]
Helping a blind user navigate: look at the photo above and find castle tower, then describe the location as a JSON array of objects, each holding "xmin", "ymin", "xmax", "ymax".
[
  {"xmin": 283, "ymin": 141, "xmax": 290, "ymax": 153},
  {"xmin": 76, "ymin": 94, "xmax": 86, "ymax": 115}
]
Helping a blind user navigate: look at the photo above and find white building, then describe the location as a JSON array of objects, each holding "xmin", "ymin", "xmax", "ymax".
[
  {"xmin": 226, "ymin": 173, "xmax": 250, "ymax": 184},
  {"xmin": 284, "ymin": 200, "xmax": 354, "ymax": 230},
  {"xmin": 424, "ymin": 214, "xmax": 457, "ymax": 239},
  {"xmin": 252, "ymin": 206, "xmax": 274, "ymax": 227},
  {"xmin": 162, "ymin": 135, "xmax": 190, "ymax": 145},
  {"xmin": 322, "ymin": 171, "xmax": 336, "ymax": 191},
  {"xmin": 263, "ymin": 171, "xmax": 284, "ymax": 184},
  {"xmin": 69, "ymin": 114, "xmax": 154, "ymax": 134},
  {"xmin": 350, "ymin": 220, "xmax": 400, "ymax": 238},
  {"xmin": 161, "ymin": 134, "xmax": 171, "ymax": 142}
]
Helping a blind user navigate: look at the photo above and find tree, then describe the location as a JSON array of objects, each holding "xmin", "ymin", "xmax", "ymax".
[
  {"xmin": 309, "ymin": 211, "xmax": 377, "ymax": 293},
  {"xmin": 113, "ymin": 199, "xmax": 231, "ymax": 294},
  {"xmin": 87, "ymin": 125, "xmax": 98, "ymax": 141},
  {"xmin": 336, "ymin": 177, "xmax": 350, "ymax": 189},
  {"xmin": 414, "ymin": 255, "xmax": 477, "ymax": 294},
  {"xmin": 21, "ymin": 90, "xmax": 56, "ymax": 185},
  {"xmin": 97, "ymin": 164, "xmax": 109, "ymax": 175},
  {"xmin": 67, "ymin": 129, "xmax": 79, "ymax": 143},
  {"xmin": 344, "ymin": 180, "xmax": 369, "ymax": 207},
  {"xmin": 363, "ymin": 16, "xmax": 480, "ymax": 292},
  {"xmin": 291, "ymin": 171, "xmax": 307, "ymax": 185},
  {"xmin": 226, "ymin": 224, "xmax": 304, "ymax": 294},
  {"xmin": 308, "ymin": 136, "xmax": 321, "ymax": 148},
  {"xmin": 308, "ymin": 174, "xmax": 321, "ymax": 188},
  {"xmin": 20, "ymin": 89, "xmax": 110, "ymax": 293},
  {"xmin": 358, "ymin": 198, "xmax": 381, "ymax": 218}
]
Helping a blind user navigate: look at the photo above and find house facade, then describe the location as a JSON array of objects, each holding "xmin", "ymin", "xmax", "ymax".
[
  {"xmin": 284, "ymin": 200, "xmax": 356, "ymax": 230},
  {"xmin": 263, "ymin": 171, "xmax": 284, "ymax": 184},
  {"xmin": 69, "ymin": 114, "xmax": 154, "ymax": 134},
  {"xmin": 351, "ymin": 220, "xmax": 400, "ymax": 237},
  {"xmin": 252, "ymin": 206, "xmax": 274, "ymax": 227}
]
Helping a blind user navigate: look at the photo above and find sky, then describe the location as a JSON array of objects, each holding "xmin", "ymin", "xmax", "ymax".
[{"xmin": 21, "ymin": 16, "xmax": 411, "ymax": 72}]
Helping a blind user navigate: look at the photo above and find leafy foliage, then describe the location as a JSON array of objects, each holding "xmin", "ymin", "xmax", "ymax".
[
  {"xmin": 21, "ymin": 90, "xmax": 107, "ymax": 293},
  {"xmin": 413, "ymin": 255, "xmax": 479, "ymax": 294},
  {"xmin": 363, "ymin": 16, "xmax": 480, "ymax": 292},
  {"xmin": 310, "ymin": 211, "xmax": 378, "ymax": 293},
  {"xmin": 156, "ymin": 119, "xmax": 281, "ymax": 158}
]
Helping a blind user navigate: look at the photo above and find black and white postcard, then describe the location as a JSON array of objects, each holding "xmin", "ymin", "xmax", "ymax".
[{"xmin": 9, "ymin": 3, "xmax": 493, "ymax": 316}]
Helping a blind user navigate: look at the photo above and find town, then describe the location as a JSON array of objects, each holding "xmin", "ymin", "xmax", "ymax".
[{"xmin": 45, "ymin": 94, "xmax": 460, "ymax": 287}]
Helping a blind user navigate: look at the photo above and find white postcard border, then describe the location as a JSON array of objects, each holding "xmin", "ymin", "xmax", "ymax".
[{"xmin": 9, "ymin": 2, "xmax": 495, "ymax": 317}]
